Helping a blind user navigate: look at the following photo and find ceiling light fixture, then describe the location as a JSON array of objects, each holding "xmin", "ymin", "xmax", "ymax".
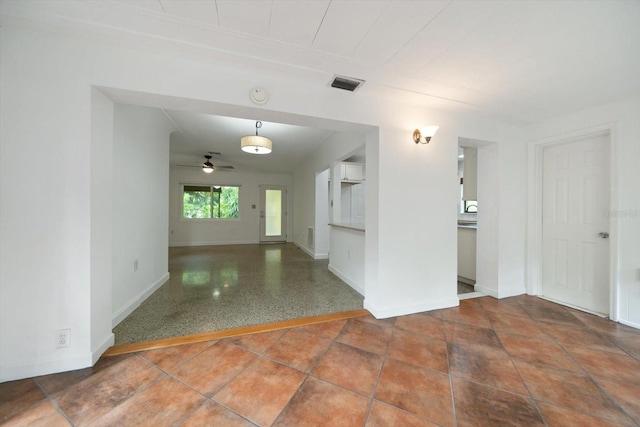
[
  {"xmin": 241, "ymin": 121, "xmax": 272, "ymax": 154},
  {"xmin": 202, "ymin": 155, "xmax": 214, "ymax": 173},
  {"xmin": 413, "ymin": 125, "xmax": 439, "ymax": 144}
]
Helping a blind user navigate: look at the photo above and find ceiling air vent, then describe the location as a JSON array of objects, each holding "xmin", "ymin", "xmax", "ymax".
[{"xmin": 330, "ymin": 75, "xmax": 365, "ymax": 92}]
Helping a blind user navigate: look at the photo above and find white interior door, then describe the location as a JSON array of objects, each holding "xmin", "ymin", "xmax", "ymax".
[
  {"xmin": 542, "ymin": 134, "xmax": 610, "ymax": 314},
  {"xmin": 260, "ymin": 185, "xmax": 287, "ymax": 243}
]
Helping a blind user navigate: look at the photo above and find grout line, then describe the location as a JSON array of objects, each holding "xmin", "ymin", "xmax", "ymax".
[
  {"xmin": 31, "ymin": 380, "xmax": 75, "ymax": 427},
  {"xmin": 273, "ymin": 320, "xmax": 350, "ymax": 422},
  {"xmin": 158, "ymin": 366, "xmax": 257, "ymax": 426},
  {"xmin": 444, "ymin": 328, "xmax": 458, "ymax": 427},
  {"xmin": 510, "ymin": 296, "xmax": 640, "ymax": 426},
  {"xmin": 142, "ymin": 343, "xmax": 263, "ymax": 426},
  {"xmin": 363, "ymin": 317, "xmax": 396, "ymax": 426}
]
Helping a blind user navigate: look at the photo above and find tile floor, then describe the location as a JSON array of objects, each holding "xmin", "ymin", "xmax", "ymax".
[
  {"xmin": 3, "ymin": 295, "xmax": 640, "ymax": 426},
  {"xmin": 114, "ymin": 244, "xmax": 364, "ymax": 344}
]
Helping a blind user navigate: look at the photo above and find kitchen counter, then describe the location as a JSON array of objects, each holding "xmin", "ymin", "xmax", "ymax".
[
  {"xmin": 329, "ymin": 222, "xmax": 365, "ymax": 232},
  {"xmin": 458, "ymin": 223, "xmax": 477, "ymax": 229},
  {"xmin": 458, "ymin": 220, "xmax": 477, "ymax": 229}
]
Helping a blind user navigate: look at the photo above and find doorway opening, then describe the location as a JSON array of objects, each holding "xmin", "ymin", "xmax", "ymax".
[
  {"xmin": 456, "ymin": 137, "xmax": 498, "ymax": 300},
  {"xmin": 97, "ymin": 88, "xmax": 377, "ymax": 347}
]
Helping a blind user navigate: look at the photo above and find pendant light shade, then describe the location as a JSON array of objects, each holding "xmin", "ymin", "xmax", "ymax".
[{"xmin": 241, "ymin": 121, "xmax": 272, "ymax": 154}]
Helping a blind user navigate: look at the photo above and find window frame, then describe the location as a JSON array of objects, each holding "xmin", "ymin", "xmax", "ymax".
[{"xmin": 181, "ymin": 184, "xmax": 241, "ymax": 220}]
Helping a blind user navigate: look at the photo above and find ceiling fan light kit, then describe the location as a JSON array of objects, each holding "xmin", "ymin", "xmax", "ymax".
[
  {"xmin": 202, "ymin": 155, "xmax": 215, "ymax": 173},
  {"xmin": 174, "ymin": 154, "xmax": 235, "ymax": 173},
  {"xmin": 241, "ymin": 121, "xmax": 272, "ymax": 154}
]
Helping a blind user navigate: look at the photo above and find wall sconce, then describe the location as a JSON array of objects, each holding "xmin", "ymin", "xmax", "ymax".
[{"xmin": 413, "ymin": 125, "xmax": 439, "ymax": 144}]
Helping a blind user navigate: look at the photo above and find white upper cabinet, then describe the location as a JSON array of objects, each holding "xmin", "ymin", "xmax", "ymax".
[
  {"xmin": 462, "ymin": 147, "xmax": 477, "ymax": 201},
  {"xmin": 340, "ymin": 162, "xmax": 364, "ymax": 182}
]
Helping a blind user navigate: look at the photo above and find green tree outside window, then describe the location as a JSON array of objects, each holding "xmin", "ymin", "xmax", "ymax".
[{"xmin": 183, "ymin": 185, "xmax": 239, "ymax": 218}]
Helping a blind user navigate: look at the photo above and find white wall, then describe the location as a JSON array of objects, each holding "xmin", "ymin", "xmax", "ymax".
[
  {"xmin": 111, "ymin": 104, "xmax": 175, "ymax": 326},
  {"xmin": 527, "ymin": 96, "xmax": 640, "ymax": 328},
  {"xmin": 1, "ymin": 24, "xmax": 96, "ymax": 381},
  {"xmin": 292, "ymin": 132, "xmax": 368, "ymax": 257},
  {"xmin": 1, "ymin": 16, "xmax": 528, "ymax": 381},
  {"xmin": 476, "ymin": 144, "xmax": 499, "ymax": 296},
  {"xmin": 313, "ymin": 169, "xmax": 330, "ymax": 258},
  {"xmin": 169, "ymin": 167, "xmax": 292, "ymax": 246},
  {"xmin": 90, "ymin": 89, "xmax": 115, "ymax": 360},
  {"xmin": 329, "ymin": 227, "xmax": 366, "ymax": 294}
]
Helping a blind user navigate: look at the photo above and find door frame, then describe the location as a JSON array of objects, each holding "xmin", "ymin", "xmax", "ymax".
[{"xmin": 527, "ymin": 122, "xmax": 619, "ymax": 320}]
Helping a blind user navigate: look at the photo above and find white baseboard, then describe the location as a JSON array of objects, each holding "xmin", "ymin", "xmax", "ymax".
[
  {"xmin": 474, "ymin": 283, "xmax": 525, "ymax": 299},
  {"xmin": 458, "ymin": 291, "xmax": 486, "ymax": 301},
  {"xmin": 1, "ymin": 352, "xmax": 93, "ymax": 383},
  {"xmin": 328, "ymin": 264, "xmax": 364, "ymax": 295},
  {"xmin": 364, "ymin": 297, "xmax": 459, "ymax": 319},
  {"xmin": 293, "ymin": 241, "xmax": 314, "ymax": 258},
  {"xmin": 498, "ymin": 285, "xmax": 526, "ymax": 299},
  {"xmin": 112, "ymin": 272, "xmax": 170, "ymax": 327},
  {"xmin": 169, "ymin": 240, "xmax": 259, "ymax": 247},
  {"xmin": 292, "ymin": 241, "xmax": 329, "ymax": 260},
  {"xmin": 457, "ymin": 276, "xmax": 475, "ymax": 285},
  {"xmin": 2, "ymin": 333, "xmax": 116, "ymax": 382},
  {"xmin": 474, "ymin": 283, "xmax": 498, "ymax": 298},
  {"xmin": 92, "ymin": 333, "xmax": 115, "ymax": 364},
  {"xmin": 619, "ymin": 319, "xmax": 640, "ymax": 329}
]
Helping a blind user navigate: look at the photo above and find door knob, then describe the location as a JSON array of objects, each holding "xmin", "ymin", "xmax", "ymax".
[{"xmin": 598, "ymin": 232, "xmax": 609, "ymax": 238}]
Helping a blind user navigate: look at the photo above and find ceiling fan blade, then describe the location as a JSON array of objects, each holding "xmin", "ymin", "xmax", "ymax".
[
  {"xmin": 212, "ymin": 165, "xmax": 234, "ymax": 170},
  {"xmin": 176, "ymin": 164, "xmax": 202, "ymax": 168}
]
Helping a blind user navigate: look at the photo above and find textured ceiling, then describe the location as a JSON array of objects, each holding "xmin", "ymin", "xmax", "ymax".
[
  {"xmin": 97, "ymin": 0, "xmax": 640, "ymax": 123},
  {"xmin": 3, "ymin": 0, "xmax": 639, "ymax": 172}
]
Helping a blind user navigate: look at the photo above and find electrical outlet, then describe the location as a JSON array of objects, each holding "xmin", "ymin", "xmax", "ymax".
[
  {"xmin": 56, "ymin": 329, "xmax": 70, "ymax": 348},
  {"xmin": 134, "ymin": 259, "xmax": 139, "ymax": 272}
]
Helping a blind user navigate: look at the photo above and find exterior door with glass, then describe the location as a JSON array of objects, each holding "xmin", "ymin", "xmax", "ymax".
[{"xmin": 260, "ymin": 185, "xmax": 287, "ymax": 243}]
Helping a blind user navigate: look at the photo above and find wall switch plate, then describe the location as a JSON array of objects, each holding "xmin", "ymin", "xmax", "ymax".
[{"xmin": 56, "ymin": 329, "xmax": 70, "ymax": 348}]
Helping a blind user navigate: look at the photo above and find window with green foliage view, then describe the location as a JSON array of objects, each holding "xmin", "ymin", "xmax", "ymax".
[{"xmin": 183, "ymin": 185, "xmax": 239, "ymax": 219}]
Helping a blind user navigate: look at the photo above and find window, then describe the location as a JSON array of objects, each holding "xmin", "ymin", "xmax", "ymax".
[
  {"xmin": 183, "ymin": 185, "xmax": 239, "ymax": 219},
  {"xmin": 463, "ymin": 200, "xmax": 478, "ymax": 213},
  {"xmin": 460, "ymin": 180, "xmax": 478, "ymax": 213}
]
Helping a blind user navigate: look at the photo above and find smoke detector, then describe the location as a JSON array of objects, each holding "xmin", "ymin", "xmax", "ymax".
[
  {"xmin": 250, "ymin": 87, "xmax": 269, "ymax": 105},
  {"xmin": 330, "ymin": 75, "xmax": 365, "ymax": 92}
]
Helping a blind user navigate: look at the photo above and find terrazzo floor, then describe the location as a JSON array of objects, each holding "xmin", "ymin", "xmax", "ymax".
[
  {"xmin": 457, "ymin": 281, "xmax": 475, "ymax": 294},
  {"xmin": 113, "ymin": 244, "xmax": 365, "ymax": 344}
]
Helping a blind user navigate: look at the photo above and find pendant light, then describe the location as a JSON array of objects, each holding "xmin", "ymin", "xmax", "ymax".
[{"xmin": 241, "ymin": 121, "xmax": 272, "ymax": 154}]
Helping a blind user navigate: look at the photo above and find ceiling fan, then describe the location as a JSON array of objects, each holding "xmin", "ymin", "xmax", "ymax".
[{"xmin": 177, "ymin": 153, "xmax": 235, "ymax": 173}]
